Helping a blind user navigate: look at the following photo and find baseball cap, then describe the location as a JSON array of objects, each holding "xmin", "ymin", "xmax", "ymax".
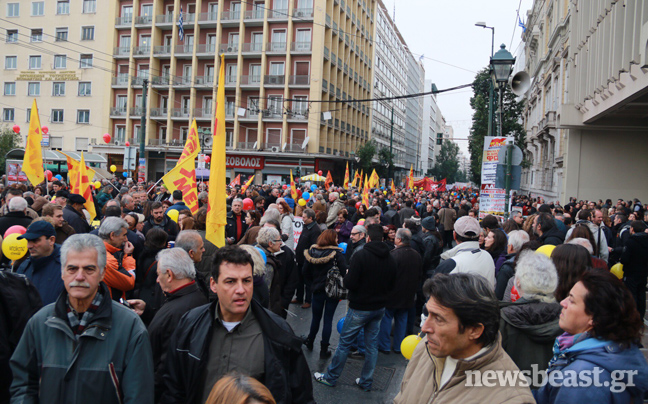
[
  {"xmin": 18, "ymin": 221, "xmax": 56, "ymax": 241},
  {"xmin": 454, "ymin": 216, "xmax": 481, "ymax": 238},
  {"xmin": 421, "ymin": 216, "xmax": 436, "ymax": 231}
]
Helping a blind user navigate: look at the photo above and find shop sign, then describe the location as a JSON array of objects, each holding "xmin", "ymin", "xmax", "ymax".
[{"xmin": 226, "ymin": 155, "xmax": 264, "ymax": 169}]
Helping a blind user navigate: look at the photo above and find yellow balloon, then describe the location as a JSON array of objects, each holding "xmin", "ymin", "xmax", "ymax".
[
  {"xmin": 94, "ymin": 181, "xmax": 102, "ymax": 189},
  {"xmin": 400, "ymin": 335, "xmax": 422, "ymax": 360},
  {"xmin": 383, "ymin": 191, "xmax": 387, "ymax": 195},
  {"xmin": 298, "ymin": 199, "xmax": 307, "ymax": 206},
  {"xmin": 610, "ymin": 263, "xmax": 624, "ymax": 279},
  {"xmin": 2, "ymin": 233, "xmax": 28, "ymax": 261},
  {"xmin": 535, "ymin": 244, "xmax": 556, "ymax": 258},
  {"xmin": 167, "ymin": 209, "xmax": 179, "ymax": 223},
  {"xmin": 110, "ymin": 164, "xmax": 117, "ymax": 172}
]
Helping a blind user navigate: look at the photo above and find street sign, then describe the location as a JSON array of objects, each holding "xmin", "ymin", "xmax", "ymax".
[
  {"xmin": 123, "ymin": 147, "xmax": 137, "ymax": 171},
  {"xmin": 495, "ymin": 164, "xmax": 522, "ymax": 190},
  {"xmin": 497, "ymin": 144, "xmax": 523, "ymax": 166}
]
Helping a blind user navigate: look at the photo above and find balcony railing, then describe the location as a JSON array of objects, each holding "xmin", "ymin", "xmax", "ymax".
[
  {"xmin": 195, "ymin": 75, "xmax": 214, "ymax": 86},
  {"xmin": 240, "ymin": 75, "xmax": 261, "ymax": 85},
  {"xmin": 174, "ymin": 76, "xmax": 192, "ymax": 86},
  {"xmin": 113, "ymin": 46, "xmax": 131, "ymax": 56},
  {"xmin": 198, "ymin": 12, "xmax": 218, "ymax": 22},
  {"xmin": 268, "ymin": 9, "xmax": 288, "ymax": 19},
  {"xmin": 134, "ymin": 15, "xmax": 152, "ymax": 25},
  {"xmin": 220, "ymin": 11, "xmax": 241, "ymax": 21},
  {"xmin": 264, "ymin": 75, "xmax": 285, "ymax": 85},
  {"xmin": 175, "ymin": 44, "xmax": 194, "ymax": 54},
  {"xmin": 155, "ymin": 14, "xmax": 174, "ymax": 24},
  {"xmin": 266, "ymin": 42, "xmax": 287, "ymax": 52},
  {"xmin": 170, "ymin": 108, "xmax": 191, "ymax": 117},
  {"xmin": 285, "ymin": 143, "xmax": 306, "ymax": 152},
  {"xmin": 238, "ymin": 142, "xmax": 257, "ymax": 150},
  {"xmin": 133, "ymin": 46, "xmax": 151, "ymax": 56},
  {"xmin": 289, "ymin": 75, "xmax": 310, "ymax": 85},
  {"xmin": 149, "ymin": 108, "xmax": 168, "ymax": 117},
  {"xmin": 293, "ymin": 8, "xmax": 314, "ymax": 18},
  {"xmin": 111, "ymin": 74, "xmax": 130, "ymax": 86},
  {"xmin": 196, "ymin": 43, "xmax": 217, "ymax": 53},
  {"xmin": 193, "ymin": 108, "xmax": 212, "ymax": 118},
  {"xmin": 129, "ymin": 107, "xmax": 145, "ymax": 116},
  {"xmin": 224, "ymin": 75, "xmax": 237, "ymax": 85},
  {"xmin": 291, "ymin": 42, "xmax": 312, "ymax": 52},
  {"xmin": 110, "ymin": 107, "xmax": 127, "ymax": 116},
  {"xmin": 242, "ymin": 42, "xmax": 264, "ymax": 52},
  {"xmin": 244, "ymin": 9, "xmax": 265, "ymax": 19},
  {"xmin": 181, "ymin": 13, "xmax": 195, "ymax": 23},
  {"xmin": 219, "ymin": 43, "xmax": 239, "ymax": 53},
  {"xmin": 153, "ymin": 45, "xmax": 172, "ymax": 55},
  {"xmin": 115, "ymin": 16, "xmax": 133, "ymax": 26}
]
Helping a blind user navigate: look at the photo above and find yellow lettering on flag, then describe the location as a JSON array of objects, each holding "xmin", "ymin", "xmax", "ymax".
[
  {"xmin": 22, "ymin": 100, "xmax": 44, "ymax": 186},
  {"xmin": 161, "ymin": 119, "xmax": 201, "ymax": 214},
  {"xmin": 70, "ymin": 152, "xmax": 96, "ymax": 220},
  {"xmin": 241, "ymin": 175, "xmax": 255, "ymax": 194},
  {"xmin": 206, "ymin": 54, "xmax": 228, "ymax": 247},
  {"xmin": 290, "ymin": 170, "xmax": 297, "ymax": 200},
  {"xmin": 344, "ymin": 162, "xmax": 349, "ymax": 189}
]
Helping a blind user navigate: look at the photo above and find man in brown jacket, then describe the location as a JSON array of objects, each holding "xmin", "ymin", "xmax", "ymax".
[
  {"xmin": 438, "ymin": 202, "xmax": 456, "ymax": 249},
  {"xmin": 394, "ymin": 273, "xmax": 534, "ymax": 404}
]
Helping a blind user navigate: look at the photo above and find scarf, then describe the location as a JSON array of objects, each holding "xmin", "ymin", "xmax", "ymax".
[
  {"xmin": 548, "ymin": 331, "xmax": 591, "ymax": 369},
  {"xmin": 67, "ymin": 288, "xmax": 104, "ymax": 338}
]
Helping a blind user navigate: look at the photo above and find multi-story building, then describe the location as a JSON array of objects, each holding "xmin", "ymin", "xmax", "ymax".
[
  {"xmin": 522, "ymin": 0, "xmax": 648, "ymax": 202},
  {"xmin": 0, "ymin": 0, "xmax": 112, "ymax": 159},
  {"xmin": 519, "ymin": 0, "xmax": 569, "ymax": 202},
  {"xmin": 421, "ymin": 80, "xmax": 443, "ymax": 174},
  {"xmin": 89, "ymin": 0, "xmax": 376, "ymax": 182},
  {"xmin": 404, "ymin": 52, "xmax": 424, "ymax": 175},
  {"xmin": 370, "ymin": 0, "xmax": 409, "ymax": 178}
]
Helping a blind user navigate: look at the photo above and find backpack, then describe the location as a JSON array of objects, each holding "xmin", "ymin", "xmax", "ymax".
[
  {"xmin": 0, "ymin": 270, "xmax": 43, "ymax": 349},
  {"xmin": 325, "ymin": 256, "xmax": 348, "ymax": 300}
]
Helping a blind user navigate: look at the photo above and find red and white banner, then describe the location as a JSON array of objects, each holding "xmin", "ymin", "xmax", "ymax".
[
  {"xmin": 412, "ymin": 177, "xmax": 447, "ymax": 192},
  {"xmin": 226, "ymin": 155, "xmax": 264, "ymax": 169}
]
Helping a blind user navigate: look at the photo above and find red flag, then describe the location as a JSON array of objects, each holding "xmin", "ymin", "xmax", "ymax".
[
  {"xmin": 325, "ymin": 171, "xmax": 333, "ymax": 191},
  {"xmin": 229, "ymin": 174, "xmax": 241, "ymax": 188}
]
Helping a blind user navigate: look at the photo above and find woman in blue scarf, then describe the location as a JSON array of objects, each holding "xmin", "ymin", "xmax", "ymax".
[{"xmin": 534, "ymin": 270, "xmax": 648, "ymax": 403}]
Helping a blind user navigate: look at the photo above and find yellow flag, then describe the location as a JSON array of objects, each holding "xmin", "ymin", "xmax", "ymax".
[
  {"xmin": 290, "ymin": 170, "xmax": 297, "ymax": 200},
  {"xmin": 391, "ymin": 179, "xmax": 396, "ymax": 194},
  {"xmin": 362, "ymin": 174, "xmax": 369, "ymax": 207},
  {"xmin": 161, "ymin": 157, "xmax": 199, "ymax": 213},
  {"xmin": 408, "ymin": 165, "xmax": 414, "ymax": 190},
  {"xmin": 241, "ymin": 175, "xmax": 255, "ymax": 194},
  {"xmin": 62, "ymin": 152, "xmax": 96, "ymax": 186},
  {"xmin": 179, "ymin": 120, "xmax": 200, "ymax": 163},
  {"xmin": 369, "ymin": 169, "xmax": 379, "ymax": 188},
  {"xmin": 70, "ymin": 152, "xmax": 97, "ymax": 220},
  {"xmin": 22, "ymin": 100, "xmax": 44, "ymax": 186},
  {"xmin": 206, "ymin": 55, "xmax": 228, "ymax": 247}
]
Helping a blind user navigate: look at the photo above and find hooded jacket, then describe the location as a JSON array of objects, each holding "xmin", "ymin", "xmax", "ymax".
[
  {"xmin": 303, "ymin": 245, "xmax": 348, "ymax": 293},
  {"xmin": 533, "ymin": 338, "xmax": 648, "ymax": 403},
  {"xmin": 500, "ymin": 298, "xmax": 562, "ymax": 378},
  {"xmin": 345, "ymin": 241, "xmax": 397, "ymax": 311},
  {"xmin": 620, "ymin": 232, "xmax": 648, "ymax": 279},
  {"xmin": 16, "ymin": 244, "xmax": 63, "ymax": 306},
  {"xmin": 538, "ymin": 226, "xmax": 564, "ymax": 246}
]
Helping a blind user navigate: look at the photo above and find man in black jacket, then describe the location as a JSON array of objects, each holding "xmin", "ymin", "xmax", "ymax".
[
  {"xmin": 160, "ymin": 246, "xmax": 314, "ymax": 404},
  {"xmin": 620, "ymin": 221, "xmax": 648, "ymax": 319},
  {"xmin": 533, "ymin": 213, "xmax": 564, "ymax": 246},
  {"xmin": 62, "ymin": 194, "xmax": 91, "ymax": 234},
  {"xmin": 314, "ymin": 224, "xmax": 396, "ymax": 392},
  {"xmin": 143, "ymin": 201, "xmax": 179, "ymax": 241},
  {"xmin": 148, "ymin": 248, "xmax": 208, "ymax": 402},
  {"xmin": 225, "ymin": 199, "xmax": 248, "ymax": 244},
  {"xmin": 293, "ymin": 209, "xmax": 320, "ymax": 308}
]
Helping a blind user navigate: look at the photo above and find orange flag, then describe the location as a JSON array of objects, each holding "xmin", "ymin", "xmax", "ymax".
[
  {"xmin": 229, "ymin": 174, "xmax": 241, "ymax": 188},
  {"xmin": 70, "ymin": 152, "xmax": 96, "ymax": 220},
  {"xmin": 161, "ymin": 120, "xmax": 201, "ymax": 214},
  {"xmin": 408, "ymin": 165, "xmax": 414, "ymax": 190},
  {"xmin": 391, "ymin": 179, "xmax": 396, "ymax": 194},
  {"xmin": 343, "ymin": 162, "xmax": 349, "ymax": 189},
  {"xmin": 325, "ymin": 171, "xmax": 333, "ymax": 191},
  {"xmin": 206, "ymin": 55, "xmax": 228, "ymax": 247},
  {"xmin": 362, "ymin": 174, "xmax": 369, "ymax": 207},
  {"xmin": 240, "ymin": 175, "xmax": 255, "ymax": 194},
  {"xmin": 22, "ymin": 100, "xmax": 44, "ymax": 186},
  {"xmin": 290, "ymin": 170, "xmax": 297, "ymax": 200}
]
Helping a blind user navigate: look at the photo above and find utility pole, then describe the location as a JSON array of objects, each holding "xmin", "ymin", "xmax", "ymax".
[
  {"xmin": 488, "ymin": 28, "xmax": 495, "ymax": 138},
  {"xmin": 389, "ymin": 104, "xmax": 394, "ymax": 180},
  {"xmin": 138, "ymin": 79, "xmax": 148, "ymax": 183}
]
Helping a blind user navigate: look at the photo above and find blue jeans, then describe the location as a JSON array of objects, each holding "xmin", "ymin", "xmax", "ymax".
[
  {"xmin": 323, "ymin": 308, "xmax": 385, "ymax": 389},
  {"xmin": 308, "ymin": 291, "xmax": 340, "ymax": 345},
  {"xmin": 378, "ymin": 308, "xmax": 408, "ymax": 352}
]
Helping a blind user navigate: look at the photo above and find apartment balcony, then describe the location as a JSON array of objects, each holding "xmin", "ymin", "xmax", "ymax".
[
  {"xmin": 267, "ymin": 9, "xmax": 288, "ymax": 20},
  {"xmin": 220, "ymin": 10, "xmax": 241, "ymax": 26},
  {"xmin": 150, "ymin": 76, "xmax": 172, "ymax": 87},
  {"xmin": 195, "ymin": 75, "xmax": 214, "ymax": 87},
  {"xmin": 173, "ymin": 76, "xmax": 192, "ymax": 87},
  {"xmin": 322, "ymin": 79, "xmax": 328, "ymax": 92},
  {"xmin": 264, "ymin": 75, "xmax": 285, "ymax": 86},
  {"xmin": 196, "ymin": 43, "xmax": 216, "ymax": 57},
  {"xmin": 129, "ymin": 107, "xmax": 146, "ymax": 117},
  {"xmin": 111, "ymin": 74, "xmax": 130, "ymax": 87},
  {"xmin": 131, "ymin": 76, "xmax": 147, "ymax": 86},
  {"xmin": 291, "ymin": 41, "xmax": 312, "ymax": 53},
  {"xmin": 219, "ymin": 43, "xmax": 239, "ymax": 56},
  {"xmin": 197, "ymin": 12, "xmax": 218, "ymax": 27},
  {"xmin": 324, "ymin": 46, "xmax": 330, "ymax": 60},
  {"xmin": 244, "ymin": 9, "xmax": 265, "ymax": 25},
  {"xmin": 262, "ymin": 110, "xmax": 283, "ymax": 120},
  {"xmin": 287, "ymin": 110, "xmax": 308, "ymax": 121},
  {"xmin": 238, "ymin": 142, "xmax": 257, "ymax": 150},
  {"xmin": 174, "ymin": 44, "xmax": 194, "ymax": 58},
  {"xmin": 155, "ymin": 13, "xmax": 174, "ymax": 27},
  {"xmin": 289, "ymin": 75, "xmax": 310, "ymax": 86},
  {"xmin": 325, "ymin": 15, "xmax": 331, "ymax": 28},
  {"xmin": 153, "ymin": 45, "xmax": 172, "ymax": 57},
  {"xmin": 194, "ymin": 108, "xmax": 212, "ymax": 120},
  {"xmin": 147, "ymin": 138, "xmax": 165, "ymax": 146},
  {"xmin": 113, "ymin": 46, "xmax": 131, "ymax": 58},
  {"xmin": 149, "ymin": 108, "xmax": 168, "ymax": 118},
  {"xmin": 170, "ymin": 108, "xmax": 191, "ymax": 118},
  {"xmin": 109, "ymin": 107, "xmax": 127, "ymax": 117},
  {"xmin": 240, "ymin": 75, "xmax": 261, "ymax": 87},
  {"xmin": 180, "ymin": 13, "xmax": 196, "ymax": 24},
  {"xmin": 293, "ymin": 8, "xmax": 314, "ymax": 19},
  {"xmin": 134, "ymin": 15, "xmax": 153, "ymax": 26},
  {"xmin": 240, "ymin": 109, "xmax": 260, "ymax": 121},
  {"xmin": 266, "ymin": 42, "xmax": 287, "ymax": 53},
  {"xmin": 133, "ymin": 46, "xmax": 151, "ymax": 58},
  {"xmin": 285, "ymin": 143, "xmax": 306, "ymax": 152},
  {"xmin": 115, "ymin": 16, "xmax": 132, "ymax": 28},
  {"xmin": 242, "ymin": 42, "xmax": 264, "ymax": 55}
]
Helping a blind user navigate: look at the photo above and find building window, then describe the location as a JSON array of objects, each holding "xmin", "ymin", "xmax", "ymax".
[
  {"xmin": 75, "ymin": 137, "xmax": 89, "ymax": 151},
  {"xmin": 51, "ymin": 109, "xmax": 64, "ymax": 123},
  {"xmin": 3, "ymin": 109, "xmax": 15, "ymax": 122},
  {"xmin": 82, "ymin": 0, "xmax": 96, "ymax": 13},
  {"xmin": 55, "ymin": 28, "xmax": 68, "ymax": 42},
  {"xmin": 52, "ymin": 82, "xmax": 65, "ymax": 96},
  {"xmin": 50, "ymin": 136, "xmax": 63, "ymax": 150},
  {"xmin": 78, "ymin": 82, "xmax": 91, "ymax": 96},
  {"xmin": 29, "ymin": 56, "xmax": 41, "ymax": 69},
  {"xmin": 54, "ymin": 55, "xmax": 66, "ymax": 69},
  {"xmin": 77, "ymin": 110, "xmax": 90, "ymax": 124},
  {"xmin": 81, "ymin": 26, "xmax": 94, "ymax": 41},
  {"xmin": 26, "ymin": 108, "xmax": 31, "ymax": 122},
  {"xmin": 4, "ymin": 82, "xmax": 15, "ymax": 96},
  {"xmin": 7, "ymin": 3, "xmax": 19, "ymax": 17},
  {"xmin": 31, "ymin": 29, "xmax": 42, "ymax": 42},
  {"xmin": 27, "ymin": 82, "xmax": 40, "ymax": 96},
  {"xmin": 79, "ymin": 54, "xmax": 92, "ymax": 68},
  {"xmin": 31, "ymin": 2, "xmax": 44, "ymax": 16},
  {"xmin": 6, "ymin": 30, "xmax": 18, "ymax": 43},
  {"xmin": 115, "ymin": 126, "xmax": 126, "ymax": 143},
  {"xmin": 5, "ymin": 56, "xmax": 16, "ymax": 69},
  {"xmin": 57, "ymin": 0, "xmax": 69, "ymax": 15}
]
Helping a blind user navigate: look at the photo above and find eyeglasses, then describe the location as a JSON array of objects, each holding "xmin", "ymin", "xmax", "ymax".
[
  {"xmin": 350, "ymin": 232, "xmax": 361, "ymax": 236},
  {"xmin": 273, "ymin": 239, "xmax": 282, "ymax": 243}
]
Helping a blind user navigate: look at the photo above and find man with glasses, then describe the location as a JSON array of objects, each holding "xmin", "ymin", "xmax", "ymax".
[
  {"xmin": 394, "ymin": 273, "xmax": 533, "ymax": 403},
  {"xmin": 346, "ymin": 225, "xmax": 367, "ymax": 262}
]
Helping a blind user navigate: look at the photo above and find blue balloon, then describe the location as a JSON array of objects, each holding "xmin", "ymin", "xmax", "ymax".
[
  {"xmin": 338, "ymin": 242, "xmax": 347, "ymax": 254},
  {"xmin": 381, "ymin": 186, "xmax": 384, "ymax": 190},
  {"xmin": 302, "ymin": 192, "xmax": 310, "ymax": 200},
  {"xmin": 123, "ymin": 172, "xmax": 128, "ymax": 178},
  {"xmin": 310, "ymin": 184, "xmax": 317, "ymax": 192},
  {"xmin": 337, "ymin": 317, "xmax": 346, "ymax": 333},
  {"xmin": 54, "ymin": 174, "xmax": 63, "ymax": 181},
  {"xmin": 254, "ymin": 246, "xmax": 267, "ymax": 264}
]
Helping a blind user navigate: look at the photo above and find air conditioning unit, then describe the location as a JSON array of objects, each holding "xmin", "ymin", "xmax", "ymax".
[
  {"xmin": 268, "ymin": 76, "xmax": 279, "ymax": 84},
  {"xmin": 227, "ymin": 46, "xmax": 235, "ymax": 52},
  {"xmin": 295, "ymin": 10, "xmax": 306, "ymax": 17},
  {"xmin": 270, "ymin": 146, "xmax": 280, "ymax": 153},
  {"xmin": 114, "ymin": 140, "xmax": 121, "ymax": 146}
]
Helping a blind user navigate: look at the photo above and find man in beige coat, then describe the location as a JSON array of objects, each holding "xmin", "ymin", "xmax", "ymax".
[
  {"xmin": 394, "ymin": 273, "xmax": 534, "ymax": 404},
  {"xmin": 438, "ymin": 202, "xmax": 456, "ymax": 249}
]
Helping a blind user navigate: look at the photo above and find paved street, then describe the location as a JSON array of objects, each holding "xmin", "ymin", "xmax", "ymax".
[{"xmin": 286, "ymin": 301, "xmax": 409, "ymax": 404}]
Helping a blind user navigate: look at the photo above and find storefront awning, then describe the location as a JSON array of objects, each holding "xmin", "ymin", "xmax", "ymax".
[{"xmin": 5, "ymin": 148, "xmax": 108, "ymax": 164}]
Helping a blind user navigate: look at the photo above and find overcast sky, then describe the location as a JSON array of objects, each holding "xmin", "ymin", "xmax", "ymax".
[{"xmin": 379, "ymin": 0, "xmax": 533, "ymax": 155}]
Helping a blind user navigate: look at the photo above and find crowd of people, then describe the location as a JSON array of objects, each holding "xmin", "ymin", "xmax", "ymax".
[{"xmin": 0, "ymin": 176, "xmax": 647, "ymax": 403}]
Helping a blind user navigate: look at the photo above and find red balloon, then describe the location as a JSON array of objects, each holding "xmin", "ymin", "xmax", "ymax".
[
  {"xmin": 242, "ymin": 198, "xmax": 254, "ymax": 211},
  {"xmin": 318, "ymin": 170, "xmax": 323, "ymax": 176},
  {"xmin": 41, "ymin": 126, "xmax": 49, "ymax": 134},
  {"xmin": 204, "ymin": 155, "xmax": 211, "ymax": 163},
  {"xmin": 44, "ymin": 170, "xmax": 53, "ymax": 181},
  {"xmin": 355, "ymin": 201, "xmax": 361, "ymax": 209},
  {"xmin": 125, "ymin": 141, "xmax": 130, "ymax": 147},
  {"xmin": 12, "ymin": 125, "xmax": 20, "ymax": 134},
  {"xmin": 282, "ymin": 184, "xmax": 287, "ymax": 190},
  {"xmin": 4, "ymin": 225, "xmax": 27, "ymax": 239},
  {"xmin": 103, "ymin": 133, "xmax": 111, "ymax": 143}
]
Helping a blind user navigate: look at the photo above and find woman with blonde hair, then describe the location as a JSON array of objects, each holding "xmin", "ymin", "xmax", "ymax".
[
  {"xmin": 523, "ymin": 213, "xmax": 538, "ymax": 239},
  {"xmin": 205, "ymin": 373, "xmax": 275, "ymax": 404}
]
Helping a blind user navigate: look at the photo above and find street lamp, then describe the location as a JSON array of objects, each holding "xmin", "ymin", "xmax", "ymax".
[{"xmin": 476, "ymin": 22, "xmax": 495, "ymax": 138}]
